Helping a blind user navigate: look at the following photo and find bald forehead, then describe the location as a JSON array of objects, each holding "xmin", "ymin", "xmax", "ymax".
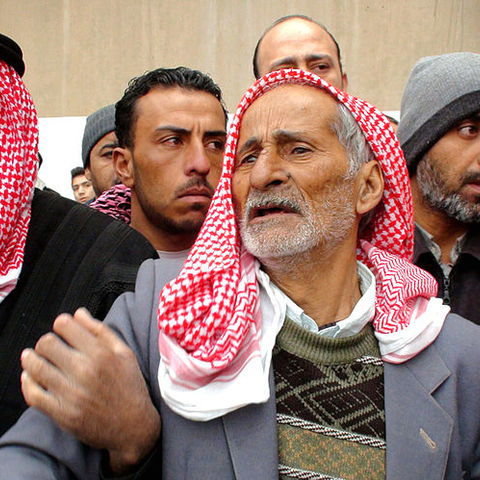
[{"xmin": 258, "ymin": 18, "xmax": 339, "ymax": 63}]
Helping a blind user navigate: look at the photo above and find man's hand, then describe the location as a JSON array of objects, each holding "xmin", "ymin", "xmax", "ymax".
[{"xmin": 21, "ymin": 308, "xmax": 161, "ymax": 474}]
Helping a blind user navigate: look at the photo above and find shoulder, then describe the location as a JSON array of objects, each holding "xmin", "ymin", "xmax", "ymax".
[
  {"xmin": 429, "ymin": 313, "xmax": 480, "ymax": 372},
  {"xmin": 135, "ymin": 257, "xmax": 183, "ymax": 296}
]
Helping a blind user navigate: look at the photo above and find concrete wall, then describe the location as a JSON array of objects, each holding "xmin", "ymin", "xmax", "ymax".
[{"xmin": 2, "ymin": 0, "xmax": 480, "ymax": 116}]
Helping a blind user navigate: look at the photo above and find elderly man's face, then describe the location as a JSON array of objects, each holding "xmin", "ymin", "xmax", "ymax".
[
  {"xmin": 415, "ymin": 113, "xmax": 480, "ymax": 223},
  {"xmin": 232, "ymin": 84, "xmax": 357, "ymax": 261}
]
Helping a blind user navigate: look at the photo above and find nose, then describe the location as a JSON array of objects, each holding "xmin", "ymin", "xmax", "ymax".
[
  {"xmin": 185, "ymin": 141, "xmax": 211, "ymax": 177},
  {"xmin": 249, "ymin": 149, "xmax": 290, "ymax": 191}
]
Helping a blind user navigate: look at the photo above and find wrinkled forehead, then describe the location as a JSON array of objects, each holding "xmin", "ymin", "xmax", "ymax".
[{"xmin": 237, "ymin": 83, "xmax": 339, "ymax": 143}]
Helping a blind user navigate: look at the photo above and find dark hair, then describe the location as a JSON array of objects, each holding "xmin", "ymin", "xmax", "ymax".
[
  {"xmin": 115, "ymin": 66, "xmax": 228, "ymax": 149},
  {"xmin": 252, "ymin": 14, "xmax": 343, "ymax": 79},
  {"xmin": 71, "ymin": 166, "xmax": 85, "ymax": 181}
]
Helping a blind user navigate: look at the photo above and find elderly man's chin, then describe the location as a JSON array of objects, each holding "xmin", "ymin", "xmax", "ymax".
[{"xmin": 239, "ymin": 217, "xmax": 321, "ymax": 261}]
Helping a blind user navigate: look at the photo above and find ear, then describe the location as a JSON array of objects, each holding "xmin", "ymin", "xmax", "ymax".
[
  {"xmin": 355, "ymin": 160, "xmax": 383, "ymax": 215},
  {"xmin": 342, "ymin": 72, "xmax": 349, "ymax": 91},
  {"xmin": 113, "ymin": 147, "xmax": 134, "ymax": 188},
  {"xmin": 84, "ymin": 166, "xmax": 92, "ymax": 181}
]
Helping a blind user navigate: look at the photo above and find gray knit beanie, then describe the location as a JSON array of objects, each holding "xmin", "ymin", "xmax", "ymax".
[
  {"xmin": 397, "ymin": 52, "xmax": 480, "ymax": 174},
  {"xmin": 81, "ymin": 104, "xmax": 116, "ymax": 168}
]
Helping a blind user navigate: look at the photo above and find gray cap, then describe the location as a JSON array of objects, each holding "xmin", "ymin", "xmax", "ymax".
[
  {"xmin": 397, "ymin": 52, "xmax": 480, "ymax": 174},
  {"xmin": 81, "ymin": 104, "xmax": 116, "ymax": 167}
]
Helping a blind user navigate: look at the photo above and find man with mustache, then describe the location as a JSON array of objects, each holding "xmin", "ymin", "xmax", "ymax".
[
  {"xmin": 2, "ymin": 70, "xmax": 480, "ymax": 479},
  {"xmin": 397, "ymin": 53, "xmax": 480, "ymax": 325},
  {"xmin": 107, "ymin": 66, "xmax": 227, "ymax": 260}
]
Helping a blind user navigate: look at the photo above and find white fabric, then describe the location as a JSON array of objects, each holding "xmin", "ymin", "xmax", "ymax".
[{"xmin": 266, "ymin": 261, "xmax": 375, "ymax": 338}]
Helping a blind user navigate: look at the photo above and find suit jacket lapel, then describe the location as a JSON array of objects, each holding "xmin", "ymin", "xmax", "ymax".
[
  {"xmin": 384, "ymin": 344, "xmax": 453, "ymax": 479},
  {"xmin": 221, "ymin": 367, "xmax": 278, "ymax": 479}
]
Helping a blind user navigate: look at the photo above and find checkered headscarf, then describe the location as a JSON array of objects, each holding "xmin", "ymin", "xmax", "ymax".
[
  {"xmin": 0, "ymin": 61, "xmax": 38, "ymax": 303},
  {"xmin": 156, "ymin": 70, "xmax": 445, "ymax": 419},
  {"xmin": 90, "ymin": 183, "xmax": 131, "ymax": 224}
]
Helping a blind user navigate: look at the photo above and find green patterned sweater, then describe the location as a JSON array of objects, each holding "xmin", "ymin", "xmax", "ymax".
[{"xmin": 273, "ymin": 317, "xmax": 386, "ymax": 480}]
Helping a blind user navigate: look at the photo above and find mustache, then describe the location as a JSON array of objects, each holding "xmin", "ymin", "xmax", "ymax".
[
  {"xmin": 243, "ymin": 188, "xmax": 305, "ymax": 218},
  {"xmin": 462, "ymin": 172, "xmax": 480, "ymax": 186},
  {"xmin": 174, "ymin": 177, "xmax": 215, "ymax": 197}
]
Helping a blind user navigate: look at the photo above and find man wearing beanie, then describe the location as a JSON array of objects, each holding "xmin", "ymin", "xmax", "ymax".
[
  {"xmin": 0, "ymin": 33, "xmax": 158, "ymax": 435},
  {"xmin": 397, "ymin": 52, "xmax": 480, "ymax": 325},
  {"xmin": 82, "ymin": 104, "xmax": 118, "ymax": 199}
]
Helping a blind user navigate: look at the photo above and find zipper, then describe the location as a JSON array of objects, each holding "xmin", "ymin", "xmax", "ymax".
[{"xmin": 443, "ymin": 275, "xmax": 451, "ymax": 305}]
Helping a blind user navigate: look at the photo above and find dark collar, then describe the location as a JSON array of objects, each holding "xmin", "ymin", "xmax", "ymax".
[{"xmin": 413, "ymin": 223, "xmax": 480, "ymax": 263}]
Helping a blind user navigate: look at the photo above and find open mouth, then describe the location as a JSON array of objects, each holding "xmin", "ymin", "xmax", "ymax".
[{"xmin": 250, "ymin": 204, "xmax": 299, "ymax": 220}]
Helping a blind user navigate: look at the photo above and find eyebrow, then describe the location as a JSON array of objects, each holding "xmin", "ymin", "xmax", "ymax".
[
  {"xmin": 99, "ymin": 142, "xmax": 118, "ymax": 152},
  {"xmin": 272, "ymin": 129, "xmax": 303, "ymax": 143},
  {"xmin": 154, "ymin": 126, "xmax": 227, "ymax": 137},
  {"xmin": 238, "ymin": 130, "xmax": 303, "ymax": 156},
  {"xmin": 270, "ymin": 53, "xmax": 333, "ymax": 70},
  {"xmin": 237, "ymin": 136, "xmax": 261, "ymax": 156}
]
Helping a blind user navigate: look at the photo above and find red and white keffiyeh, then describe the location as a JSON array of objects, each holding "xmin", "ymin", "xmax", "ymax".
[
  {"xmin": 156, "ymin": 69, "xmax": 447, "ymax": 420},
  {"xmin": 0, "ymin": 61, "xmax": 38, "ymax": 303}
]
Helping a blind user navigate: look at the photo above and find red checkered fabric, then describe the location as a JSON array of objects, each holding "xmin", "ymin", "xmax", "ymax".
[
  {"xmin": 90, "ymin": 183, "xmax": 131, "ymax": 224},
  {"xmin": 157, "ymin": 69, "xmax": 440, "ymax": 393},
  {"xmin": 0, "ymin": 61, "xmax": 38, "ymax": 303}
]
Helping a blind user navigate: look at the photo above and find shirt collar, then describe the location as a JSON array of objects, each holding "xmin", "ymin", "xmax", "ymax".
[
  {"xmin": 256, "ymin": 261, "xmax": 376, "ymax": 339},
  {"xmin": 415, "ymin": 223, "xmax": 467, "ymax": 274}
]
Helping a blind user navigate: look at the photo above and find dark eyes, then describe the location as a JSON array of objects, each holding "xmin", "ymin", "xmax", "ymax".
[
  {"xmin": 102, "ymin": 150, "xmax": 114, "ymax": 158},
  {"xmin": 237, "ymin": 145, "xmax": 311, "ymax": 166},
  {"xmin": 239, "ymin": 153, "xmax": 258, "ymax": 165},
  {"xmin": 311, "ymin": 64, "xmax": 330, "ymax": 72},
  {"xmin": 291, "ymin": 146, "xmax": 310, "ymax": 155},
  {"xmin": 206, "ymin": 139, "xmax": 226, "ymax": 151},
  {"xmin": 163, "ymin": 137, "xmax": 182, "ymax": 146},
  {"xmin": 458, "ymin": 124, "xmax": 479, "ymax": 139}
]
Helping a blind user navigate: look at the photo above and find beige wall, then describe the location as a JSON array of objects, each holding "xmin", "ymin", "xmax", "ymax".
[{"xmin": 1, "ymin": 0, "xmax": 480, "ymax": 117}]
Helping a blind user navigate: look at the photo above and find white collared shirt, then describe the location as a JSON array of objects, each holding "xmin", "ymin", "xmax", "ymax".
[{"xmin": 256, "ymin": 261, "xmax": 376, "ymax": 339}]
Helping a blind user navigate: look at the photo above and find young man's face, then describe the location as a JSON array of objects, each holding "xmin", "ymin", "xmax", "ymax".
[
  {"xmin": 232, "ymin": 84, "xmax": 357, "ymax": 261},
  {"xmin": 116, "ymin": 86, "xmax": 226, "ymax": 246},
  {"xmin": 71, "ymin": 174, "xmax": 94, "ymax": 204},
  {"xmin": 255, "ymin": 18, "xmax": 347, "ymax": 90},
  {"xmin": 85, "ymin": 131, "xmax": 119, "ymax": 197},
  {"xmin": 415, "ymin": 112, "xmax": 480, "ymax": 223}
]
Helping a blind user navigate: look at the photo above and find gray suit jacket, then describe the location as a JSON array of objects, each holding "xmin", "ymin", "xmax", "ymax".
[{"xmin": 0, "ymin": 258, "xmax": 479, "ymax": 479}]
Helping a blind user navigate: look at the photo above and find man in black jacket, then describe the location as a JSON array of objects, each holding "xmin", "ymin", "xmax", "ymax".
[
  {"xmin": 0, "ymin": 33, "xmax": 159, "ymax": 435},
  {"xmin": 397, "ymin": 52, "xmax": 480, "ymax": 325}
]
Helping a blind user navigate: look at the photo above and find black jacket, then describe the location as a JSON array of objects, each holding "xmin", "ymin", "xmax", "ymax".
[
  {"xmin": 0, "ymin": 189, "xmax": 158, "ymax": 434},
  {"xmin": 413, "ymin": 224, "xmax": 480, "ymax": 326}
]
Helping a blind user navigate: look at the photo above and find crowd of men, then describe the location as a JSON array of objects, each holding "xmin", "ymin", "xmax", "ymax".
[{"xmin": 0, "ymin": 14, "xmax": 479, "ymax": 479}]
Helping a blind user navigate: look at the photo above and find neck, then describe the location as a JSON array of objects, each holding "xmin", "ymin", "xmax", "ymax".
[
  {"xmin": 262, "ymin": 241, "xmax": 361, "ymax": 328},
  {"xmin": 130, "ymin": 198, "xmax": 197, "ymax": 252},
  {"xmin": 411, "ymin": 179, "xmax": 469, "ymax": 263}
]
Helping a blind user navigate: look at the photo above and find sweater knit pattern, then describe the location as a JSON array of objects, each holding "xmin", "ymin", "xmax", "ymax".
[{"xmin": 274, "ymin": 318, "xmax": 386, "ymax": 480}]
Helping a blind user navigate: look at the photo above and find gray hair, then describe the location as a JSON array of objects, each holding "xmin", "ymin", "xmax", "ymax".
[
  {"xmin": 332, "ymin": 103, "xmax": 375, "ymax": 174},
  {"xmin": 331, "ymin": 103, "xmax": 379, "ymax": 231}
]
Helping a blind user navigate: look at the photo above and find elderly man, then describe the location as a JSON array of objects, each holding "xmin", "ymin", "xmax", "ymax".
[
  {"xmin": 397, "ymin": 52, "xmax": 480, "ymax": 325},
  {"xmin": 1, "ymin": 70, "xmax": 480, "ymax": 479},
  {"xmin": 253, "ymin": 14, "xmax": 348, "ymax": 90}
]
